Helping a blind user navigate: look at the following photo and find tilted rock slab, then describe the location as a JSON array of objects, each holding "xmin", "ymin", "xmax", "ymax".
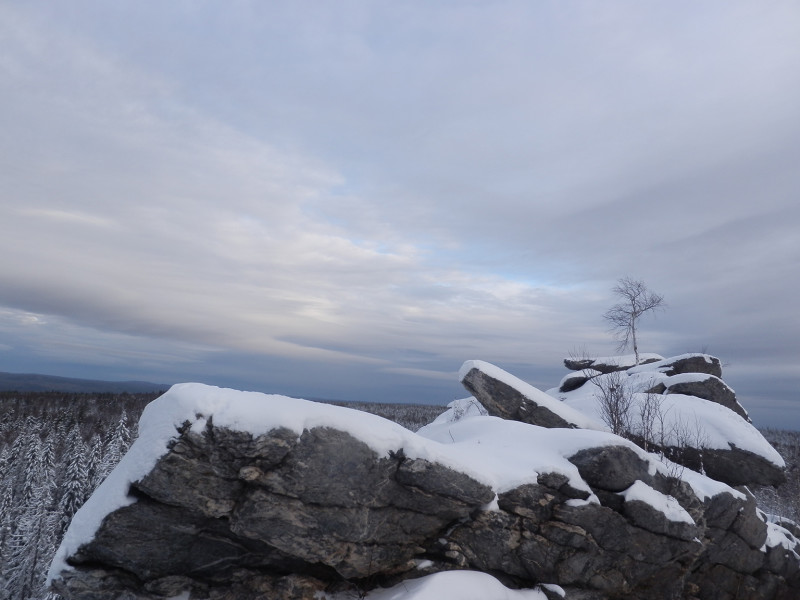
[
  {"xmin": 50, "ymin": 384, "xmax": 800, "ymax": 600},
  {"xmin": 459, "ymin": 360, "xmax": 601, "ymax": 430}
]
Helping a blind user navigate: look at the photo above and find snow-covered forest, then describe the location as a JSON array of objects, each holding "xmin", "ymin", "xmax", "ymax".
[
  {"xmin": 0, "ymin": 392, "xmax": 158, "ymax": 600},
  {"xmin": 1, "ymin": 391, "xmax": 798, "ymax": 600}
]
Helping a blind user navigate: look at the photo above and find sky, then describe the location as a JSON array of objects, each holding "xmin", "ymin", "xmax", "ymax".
[{"xmin": 1, "ymin": 1, "xmax": 799, "ymax": 428}]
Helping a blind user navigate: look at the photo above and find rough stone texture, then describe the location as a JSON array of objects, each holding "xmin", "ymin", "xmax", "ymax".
[
  {"xmin": 53, "ymin": 423, "xmax": 494, "ymax": 599},
  {"xmin": 52, "ymin": 418, "xmax": 800, "ymax": 600},
  {"xmin": 461, "ymin": 366, "xmax": 578, "ymax": 428},
  {"xmin": 664, "ymin": 375, "xmax": 749, "ymax": 421}
]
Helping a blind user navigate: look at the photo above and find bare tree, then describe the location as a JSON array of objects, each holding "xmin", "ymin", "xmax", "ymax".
[
  {"xmin": 603, "ymin": 277, "xmax": 665, "ymax": 365},
  {"xmin": 593, "ymin": 371, "xmax": 633, "ymax": 437},
  {"xmin": 637, "ymin": 388, "xmax": 665, "ymax": 453}
]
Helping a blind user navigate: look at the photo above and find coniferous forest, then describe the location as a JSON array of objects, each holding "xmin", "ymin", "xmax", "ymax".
[
  {"xmin": 0, "ymin": 391, "xmax": 798, "ymax": 600},
  {"xmin": 0, "ymin": 392, "xmax": 158, "ymax": 600}
]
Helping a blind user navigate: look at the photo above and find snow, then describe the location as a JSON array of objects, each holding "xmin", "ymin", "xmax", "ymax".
[
  {"xmin": 660, "ymin": 372, "xmax": 715, "ymax": 385},
  {"xmin": 763, "ymin": 522, "xmax": 800, "ymax": 554},
  {"xmin": 429, "ymin": 397, "xmax": 489, "ymax": 424},
  {"xmin": 622, "ymin": 480, "xmax": 695, "ymax": 524},
  {"xmin": 459, "ymin": 360, "xmax": 604, "ymax": 430},
  {"xmin": 355, "ymin": 570, "xmax": 549, "ymax": 600},
  {"xmin": 668, "ymin": 460, "xmax": 745, "ymax": 502},
  {"xmin": 423, "ymin": 403, "xmax": 738, "ymax": 504}
]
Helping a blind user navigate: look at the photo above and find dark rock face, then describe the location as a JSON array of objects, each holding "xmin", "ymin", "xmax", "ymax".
[
  {"xmin": 664, "ymin": 375, "xmax": 749, "ymax": 421},
  {"xmin": 642, "ymin": 354, "xmax": 723, "ymax": 378},
  {"xmin": 559, "ymin": 373, "xmax": 594, "ymax": 393},
  {"xmin": 52, "ymin": 417, "xmax": 800, "ymax": 600},
  {"xmin": 461, "ymin": 366, "xmax": 579, "ymax": 428}
]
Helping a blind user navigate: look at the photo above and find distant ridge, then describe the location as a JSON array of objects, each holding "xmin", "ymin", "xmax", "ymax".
[{"xmin": 0, "ymin": 371, "xmax": 170, "ymax": 394}]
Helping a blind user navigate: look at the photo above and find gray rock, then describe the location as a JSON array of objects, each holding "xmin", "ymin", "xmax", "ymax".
[
  {"xmin": 52, "ymin": 405, "xmax": 800, "ymax": 600},
  {"xmin": 559, "ymin": 373, "xmax": 592, "ymax": 393},
  {"xmin": 635, "ymin": 354, "xmax": 723, "ymax": 378},
  {"xmin": 568, "ymin": 445, "xmax": 651, "ymax": 492},
  {"xmin": 665, "ymin": 375, "xmax": 749, "ymax": 421},
  {"xmin": 700, "ymin": 445, "xmax": 785, "ymax": 488},
  {"xmin": 54, "ymin": 422, "xmax": 494, "ymax": 598},
  {"xmin": 461, "ymin": 366, "xmax": 578, "ymax": 428}
]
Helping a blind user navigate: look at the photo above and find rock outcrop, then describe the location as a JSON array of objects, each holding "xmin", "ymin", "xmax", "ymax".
[
  {"xmin": 552, "ymin": 353, "xmax": 782, "ymax": 488},
  {"xmin": 51, "ymin": 403, "xmax": 800, "ymax": 600},
  {"xmin": 655, "ymin": 374, "xmax": 748, "ymax": 421},
  {"xmin": 50, "ymin": 357, "xmax": 797, "ymax": 600}
]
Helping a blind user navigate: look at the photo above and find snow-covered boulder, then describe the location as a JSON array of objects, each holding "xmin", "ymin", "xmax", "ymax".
[
  {"xmin": 49, "ymin": 383, "xmax": 800, "ymax": 600},
  {"xmin": 628, "ymin": 353, "xmax": 723, "ymax": 378},
  {"xmin": 551, "ymin": 354, "xmax": 783, "ymax": 487},
  {"xmin": 652, "ymin": 373, "xmax": 749, "ymax": 421}
]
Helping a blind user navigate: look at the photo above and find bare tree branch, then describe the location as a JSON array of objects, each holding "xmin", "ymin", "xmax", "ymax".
[{"xmin": 603, "ymin": 277, "xmax": 665, "ymax": 365}]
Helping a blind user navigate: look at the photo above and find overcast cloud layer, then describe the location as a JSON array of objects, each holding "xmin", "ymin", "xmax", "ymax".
[{"xmin": 1, "ymin": 1, "xmax": 799, "ymax": 427}]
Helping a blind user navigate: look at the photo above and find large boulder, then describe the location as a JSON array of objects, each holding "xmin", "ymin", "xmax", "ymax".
[
  {"xmin": 55, "ymin": 424, "xmax": 494, "ymax": 598},
  {"xmin": 50, "ymin": 384, "xmax": 800, "ymax": 600},
  {"xmin": 660, "ymin": 374, "xmax": 749, "ymax": 421}
]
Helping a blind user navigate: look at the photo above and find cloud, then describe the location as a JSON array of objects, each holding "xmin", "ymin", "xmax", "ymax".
[{"xmin": 0, "ymin": 2, "xmax": 799, "ymax": 425}]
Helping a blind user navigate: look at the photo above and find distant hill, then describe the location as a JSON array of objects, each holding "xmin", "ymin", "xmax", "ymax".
[{"xmin": 0, "ymin": 371, "xmax": 170, "ymax": 394}]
